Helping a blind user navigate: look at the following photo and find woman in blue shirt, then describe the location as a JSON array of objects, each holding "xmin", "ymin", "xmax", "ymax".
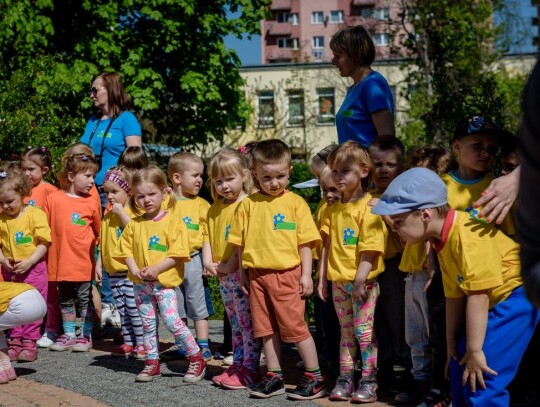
[{"xmin": 330, "ymin": 26, "xmax": 395, "ymax": 147}]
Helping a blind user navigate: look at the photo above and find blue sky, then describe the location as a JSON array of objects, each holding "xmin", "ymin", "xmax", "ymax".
[{"xmin": 224, "ymin": 34, "xmax": 262, "ymax": 66}]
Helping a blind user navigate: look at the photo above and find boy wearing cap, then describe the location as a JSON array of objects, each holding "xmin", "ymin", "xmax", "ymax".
[
  {"xmin": 442, "ymin": 115, "xmax": 515, "ymax": 236},
  {"xmin": 372, "ymin": 168, "xmax": 539, "ymax": 407}
]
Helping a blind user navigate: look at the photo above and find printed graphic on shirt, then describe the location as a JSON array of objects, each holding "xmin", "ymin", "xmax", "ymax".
[
  {"xmin": 342, "ymin": 110, "xmax": 353, "ymax": 117},
  {"xmin": 71, "ymin": 212, "xmax": 87, "ymax": 226},
  {"xmin": 273, "ymin": 213, "xmax": 296, "ymax": 230},
  {"xmin": 116, "ymin": 226, "xmax": 123, "ymax": 239},
  {"xmin": 182, "ymin": 216, "xmax": 200, "ymax": 231},
  {"xmin": 148, "ymin": 235, "xmax": 167, "ymax": 252},
  {"xmin": 225, "ymin": 224, "xmax": 231, "ymax": 241},
  {"xmin": 28, "ymin": 199, "xmax": 36, "ymax": 207},
  {"xmin": 97, "ymin": 130, "xmax": 113, "ymax": 139},
  {"xmin": 457, "ymin": 275, "xmax": 464, "ymax": 284},
  {"xmin": 343, "ymin": 227, "xmax": 359, "ymax": 245},
  {"xmin": 15, "ymin": 231, "xmax": 32, "ymax": 245},
  {"xmin": 464, "ymin": 206, "xmax": 487, "ymax": 223}
]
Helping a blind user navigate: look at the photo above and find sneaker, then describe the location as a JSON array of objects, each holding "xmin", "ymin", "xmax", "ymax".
[
  {"xmin": 7, "ymin": 338, "xmax": 22, "ymax": 361},
  {"xmin": 0, "ymin": 357, "xmax": 16, "ymax": 381},
  {"xmin": 111, "ymin": 343, "xmax": 133, "ymax": 358},
  {"xmin": 135, "ymin": 359, "xmax": 161, "ymax": 382},
  {"xmin": 49, "ymin": 335, "xmax": 77, "ymax": 352},
  {"xmin": 287, "ymin": 372, "xmax": 327, "ymax": 400},
  {"xmin": 72, "ymin": 337, "xmax": 92, "ymax": 352},
  {"xmin": 212, "ymin": 364, "xmax": 240, "ymax": 386},
  {"xmin": 221, "ymin": 366, "xmax": 261, "ymax": 390},
  {"xmin": 200, "ymin": 347, "xmax": 212, "ymax": 362},
  {"xmin": 107, "ymin": 307, "xmax": 121, "ymax": 327},
  {"xmin": 131, "ymin": 345, "xmax": 146, "ymax": 360},
  {"xmin": 213, "ymin": 350, "xmax": 226, "ymax": 360},
  {"xmin": 351, "ymin": 379, "xmax": 378, "ymax": 404},
  {"xmin": 101, "ymin": 303, "xmax": 113, "ymax": 326},
  {"xmin": 417, "ymin": 388, "xmax": 451, "ymax": 407},
  {"xmin": 37, "ymin": 333, "xmax": 55, "ymax": 348},
  {"xmin": 222, "ymin": 353, "xmax": 234, "ymax": 366},
  {"xmin": 249, "ymin": 372, "xmax": 285, "ymax": 399},
  {"xmin": 17, "ymin": 340, "xmax": 38, "ymax": 362},
  {"xmin": 183, "ymin": 353, "xmax": 207, "ymax": 383},
  {"xmin": 159, "ymin": 344, "xmax": 186, "ymax": 361},
  {"xmin": 395, "ymin": 380, "xmax": 430, "ymax": 404},
  {"xmin": 329, "ymin": 375, "xmax": 355, "ymax": 401}
]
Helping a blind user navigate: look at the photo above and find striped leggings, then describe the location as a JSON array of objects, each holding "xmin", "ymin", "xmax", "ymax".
[{"xmin": 110, "ymin": 275, "xmax": 143, "ymax": 347}]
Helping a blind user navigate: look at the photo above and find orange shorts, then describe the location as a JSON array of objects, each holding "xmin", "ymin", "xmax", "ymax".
[{"xmin": 248, "ymin": 265, "xmax": 311, "ymax": 343}]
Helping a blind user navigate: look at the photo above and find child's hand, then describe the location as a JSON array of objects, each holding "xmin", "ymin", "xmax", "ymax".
[
  {"xmin": 203, "ymin": 261, "xmax": 219, "ymax": 277},
  {"xmin": 141, "ymin": 266, "xmax": 159, "ymax": 281},
  {"xmin": 352, "ymin": 280, "xmax": 367, "ymax": 303},
  {"xmin": 95, "ymin": 264, "xmax": 103, "ymax": 283},
  {"xmin": 1, "ymin": 258, "xmax": 14, "ymax": 273},
  {"xmin": 240, "ymin": 268, "xmax": 250, "ymax": 296},
  {"xmin": 317, "ymin": 278, "xmax": 327, "ymax": 301},
  {"xmin": 12, "ymin": 259, "xmax": 33, "ymax": 274},
  {"xmin": 299, "ymin": 274, "xmax": 313, "ymax": 298},
  {"xmin": 131, "ymin": 268, "xmax": 143, "ymax": 280},
  {"xmin": 367, "ymin": 198, "xmax": 380, "ymax": 207},
  {"xmin": 216, "ymin": 262, "xmax": 230, "ymax": 278},
  {"xmin": 459, "ymin": 350, "xmax": 498, "ymax": 392},
  {"xmin": 111, "ymin": 202, "xmax": 126, "ymax": 216}
]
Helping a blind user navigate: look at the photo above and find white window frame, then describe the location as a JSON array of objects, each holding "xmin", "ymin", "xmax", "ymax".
[
  {"xmin": 312, "ymin": 11, "xmax": 324, "ymax": 24},
  {"xmin": 373, "ymin": 8, "xmax": 390, "ymax": 21},
  {"xmin": 312, "ymin": 36, "xmax": 324, "ymax": 49},
  {"xmin": 277, "ymin": 38, "xmax": 288, "ymax": 48},
  {"xmin": 257, "ymin": 91, "xmax": 275, "ymax": 128},
  {"xmin": 290, "ymin": 13, "xmax": 299, "ymax": 25},
  {"xmin": 330, "ymin": 10, "xmax": 344, "ymax": 24},
  {"xmin": 373, "ymin": 33, "xmax": 389, "ymax": 47},
  {"xmin": 287, "ymin": 90, "xmax": 305, "ymax": 126},
  {"xmin": 317, "ymin": 88, "xmax": 335, "ymax": 125}
]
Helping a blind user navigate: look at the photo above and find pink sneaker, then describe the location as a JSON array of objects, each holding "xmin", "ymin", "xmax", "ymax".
[
  {"xmin": 211, "ymin": 364, "xmax": 240, "ymax": 386},
  {"xmin": 17, "ymin": 340, "xmax": 37, "ymax": 362},
  {"xmin": 111, "ymin": 343, "xmax": 133, "ymax": 358},
  {"xmin": 49, "ymin": 335, "xmax": 78, "ymax": 351},
  {"xmin": 7, "ymin": 338, "xmax": 22, "ymax": 361},
  {"xmin": 135, "ymin": 359, "xmax": 161, "ymax": 382},
  {"xmin": 131, "ymin": 345, "xmax": 146, "ymax": 360},
  {"xmin": 221, "ymin": 366, "xmax": 261, "ymax": 390},
  {"xmin": 0, "ymin": 369, "xmax": 10, "ymax": 384},
  {"xmin": 72, "ymin": 337, "xmax": 92, "ymax": 352}
]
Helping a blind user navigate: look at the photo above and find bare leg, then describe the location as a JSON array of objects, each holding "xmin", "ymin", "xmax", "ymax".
[
  {"xmin": 263, "ymin": 333, "xmax": 282, "ymax": 370},
  {"xmin": 194, "ymin": 318, "xmax": 209, "ymax": 343},
  {"xmin": 296, "ymin": 336, "xmax": 319, "ymax": 370}
]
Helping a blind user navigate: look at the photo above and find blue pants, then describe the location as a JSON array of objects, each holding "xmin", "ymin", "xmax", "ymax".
[{"xmin": 450, "ymin": 286, "xmax": 540, "ymax": 406}]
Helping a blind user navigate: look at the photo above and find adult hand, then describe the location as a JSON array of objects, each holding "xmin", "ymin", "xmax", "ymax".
[{"xmin": 474, "ymin": 168, "xmax": 519, "ymax": 224}]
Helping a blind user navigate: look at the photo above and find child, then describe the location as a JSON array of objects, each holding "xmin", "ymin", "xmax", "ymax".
[
  {"xmin": 229, "ymin": 139, "xmax": 326, "ymax": 400},
  {"xmin": 0, "ymin": 167, "xmax": 51, "ymax": 362},
  {"xmin": 96, "ymin": 166, "xmax": 144, "ymax": 359},
  {"xmin": 499, "ymin": 135, "xmax": 519, "ymax": 176},
  {"xmin": 317, "ymin": 141, "xmax": 386, "ymax": 403},
  {"xmin": 372, "ymin": 167, "xmax": 540, "ymax": 407},
  {"xmin": 118, "ymin": 146, "xmax": 149, "ymax": 172},
  {"xmin": 167, "ymin": 152, "xmax": 212, "ymax": 360},
  {"xmin": 44, "ymin": 144, "xmax": 101, "ymax": 352},
  {"xmin": 203, "ymin": 148, "xmax": 262, "ymax": 389},
  {"xmin": 114, "ymin": 166, "xmax": 206, "ymax": 383}
]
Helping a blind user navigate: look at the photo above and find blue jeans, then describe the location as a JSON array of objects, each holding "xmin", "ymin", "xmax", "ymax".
[{"xmin": 101, "ymin": 268, "xmax": 115, "ymax": 305}]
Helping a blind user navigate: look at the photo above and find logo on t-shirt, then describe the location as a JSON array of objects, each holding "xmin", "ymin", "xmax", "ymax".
[
  {"xmin": 224, "ymin": 224, "xmax": 231, "ymax": 241},
  {"xmin": 182, "ymin": 216, "xmax": 200, "ymax": 231},
  {"xmin": 342, "ymin": 109, "xmax": 353, "ymax": 117},
  {"xmin": 71, "ymin": 212, "xmax": 87, "ymax": 226},
  {"xmin": 97, "ymin": 130, "xmax": 113, "ymax": 139},
  {"xmin": 116, "ymin": 226, "xmax": 124, "ymax": 239},
  {"xmin": 457, "ymin": 275, "xmax": 464, "ymax": 284},
  {"xmin": 464, "ymin": 206, "xmax": 487, "ymax": 223},
  {"xmin": 273, "ymin": 213, "xmax": 296, "ymax": 230},
  {"xmin": 148, "ymin": 235, "xmax": 167, "ymax": 252},
  {"xmin": 14, "ymin": 231, "xmax": 32, "ymax": 245},
  {"xmin": 28, "ymin": 199, "xmax": 36, "ymax": 206},
  {"xmin": 343, "ymin": 227, "xmax": 359, "ymax": 245}
]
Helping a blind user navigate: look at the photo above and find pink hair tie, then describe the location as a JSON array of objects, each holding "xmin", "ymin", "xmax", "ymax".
[
  {"xmin": 103, "ymin": 168, "xmax": 131, "ymax": 194},
  {"xmin": 238, "ymin": 146, "xmax": 247, "ymax": 154}
]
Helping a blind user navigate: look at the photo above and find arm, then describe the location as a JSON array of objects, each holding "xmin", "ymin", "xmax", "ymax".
[
  {"xmin": 475, "ymin": 166, "xmax": 519, "ymax": 224},
  {"xmin": 445, "ymin": 296, "xmax": 467, "ymax": 377},
  {"xmin": 111, "ymin": 204, "xmax": 132, "ymax": 227},
  {"xmin": 237, "ymin": 247, "xmax": 250, "ymax": 295},
  {"xmin": 125, "ymin": 257, "xmax": 142, "ymax": 280},
  {"xmin": 371, "ymin": 109, "xmax": 396, "ymax": 137},
  {"xmin": 12, "ymin": 244, "xmax": 48, "ymax": 274},
  {"xmin": 125, "ymin": 136, "xmax": 142, "ymax": 147},
  {"xmin": 201, "ymin": 241, "xmax": 218, "ymax": 276},
  {"xmin": 460, "ymin": 291, "xmax": 497, "ymax": 392},
  {"xmin": 317, "ymin": 236, "xmax": 330, "ymax": 301},
  {"xmin": 352, "ymin": 250, "xmax": 378, "ymax": 303},
  {"xmin": 95, "ymin": 251, "xmax": 103, "ymax": 283},
  {"xmin": 0, "ymin": 247, "xmax": 13, "ymax": 273},
  {"xmin": 141, "ymin": 257, "xmax": 178, "ymax": 281},
  {"xmin": 217, "ymin": 248, "xmax": 239, "ymax": 277},
  {"xmin": 299, "ymin": 244, "xmax": 313, "ymax": 298}
]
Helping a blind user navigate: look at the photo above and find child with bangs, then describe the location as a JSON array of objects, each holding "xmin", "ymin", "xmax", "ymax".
[{"xmin": 21, "ymin": 147, "xmax": 57, "ymax": 209}]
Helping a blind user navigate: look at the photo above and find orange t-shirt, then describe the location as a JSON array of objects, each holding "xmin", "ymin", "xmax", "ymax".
[
  {"xmin": 24, "ymin": 182, "xmax": 58, "ymax": 208},
  {"xmin": 43, "ymin": 190, "xmax": 101, "ymax": 281}
]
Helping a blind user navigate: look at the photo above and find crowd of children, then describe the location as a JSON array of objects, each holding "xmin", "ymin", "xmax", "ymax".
[{"xmin": 0, "ymin": 114, "xmax": 538, "ymax": 406}]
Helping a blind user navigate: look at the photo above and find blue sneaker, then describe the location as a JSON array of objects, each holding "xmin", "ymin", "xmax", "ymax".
[{"xmin": 201, "ymin": 347, "xmax": 212, "ymax": 361}]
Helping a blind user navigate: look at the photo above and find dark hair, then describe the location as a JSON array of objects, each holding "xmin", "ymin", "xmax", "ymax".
[
  {"xmin": 119, "ymin": 146, "xmax": 149, "ymax": 171},
  {"xmin": 369, "ymin": 135, "xmax": 405, "ymax": 163},
  {"xmin": 330, "ymin": 26, "xmax": 376, "ymax": 67},
  {"xmin": 22, "ymin": 147, "xmax": 53, "ymax": 172},
  {"xmin": 92, "ymin": 71, "xmax": 132, "ymax": 117},
  {"xmin": 405, "ymin": 144, "xmax": 456, "ymax": 176},
  {"xmin": 252, "ymin": 139, "xmax": 291, "ymax": 167}
]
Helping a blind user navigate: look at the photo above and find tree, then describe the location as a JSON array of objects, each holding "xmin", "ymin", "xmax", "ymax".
[{"xmin": 0, "ymin": 0, "xmax": 270, "ymax": 160}]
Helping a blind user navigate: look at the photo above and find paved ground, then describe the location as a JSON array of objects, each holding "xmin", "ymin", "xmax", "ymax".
[{"xmin": 2, "ymin": 320, "xmax": 396, "ymax": 407}]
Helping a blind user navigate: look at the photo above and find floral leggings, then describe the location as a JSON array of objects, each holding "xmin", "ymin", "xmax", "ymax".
[
  {"xmin": 134, "ymin": 282, "xmax": 199, "ymax": 360},
  {"xmin": 220, "ymin": 270, "xmax": 261, "ymax": 372},
  {"xmin": 333, "ymin": 280, "xmax": 379, "ymax": 379}
]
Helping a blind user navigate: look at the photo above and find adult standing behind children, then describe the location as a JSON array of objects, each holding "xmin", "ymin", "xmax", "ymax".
[{"xmin": 330, "ymin": 26, "xmax": 395, "ymax": 147}]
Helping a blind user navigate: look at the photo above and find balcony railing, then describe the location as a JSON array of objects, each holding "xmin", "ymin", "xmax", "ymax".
[
  {"xmin": 352, "ymin": 0, "xmax": 376, "ymax": 5},
  {"xmin": 271, "ymin": 0, "xmax": 292, "ymax": 10},
  {"xmin": 267, "ymin": 48, "xmax": 294, "ymax": 61},
  {"xmin": 266, "ymin": 22, "xmax": 292, "ymax": 36}
]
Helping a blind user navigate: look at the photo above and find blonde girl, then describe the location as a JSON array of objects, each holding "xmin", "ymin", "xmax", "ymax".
[
  {"xmin": 44, "ymin": 143, "xmax": 101, "ymax": 353},
  {"xmin": 115, "ymin": 165, "xmax": 206, "ymax": 383},
  {"xmin": 0, "ymin": 167, "xmax": 51, "ymax": 363},
  {"xmin": 202, "ymin": 148, "xmax": 262, "ymax": 390},
  {"xmin": 317, "ymin": 141, "xmax": 386, "ymax": 403}
]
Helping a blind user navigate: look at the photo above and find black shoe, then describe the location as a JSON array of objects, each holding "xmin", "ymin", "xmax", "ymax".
[
  {"xmin": 249, "ymin": 372, "xmax": 285, "ymax": 399},
  {"xmin": 417, "ymin": 388, "xmax": 451, "ymax": 407},
  {"xmin": 395, "ymin": 380, "xmax": 430, "ymax": 404},
  {"xmin": 287, "ymin": 372, "xmax": 327, "ymax": 400}
]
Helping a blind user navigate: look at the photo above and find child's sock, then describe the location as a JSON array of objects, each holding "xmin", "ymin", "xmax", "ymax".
[
  {"xmin": 269, "ymin": 368, "xmax": 283, "ymax": 379},
  {"xmin": 196, "ymin": 338, "xmax": 209, "ymax": 349},
  {"xmin": 63, "ymin": 321, "xmax": 77, "ymax": 338},
  {"xmin": 306, "ymin": 366, "xmax": 322, "ymax": 381}
]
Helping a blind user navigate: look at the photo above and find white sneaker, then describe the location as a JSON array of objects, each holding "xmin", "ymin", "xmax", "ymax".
[
  {"xmin": 222, "ymin": 353, "xmax": 234, "ymax": 366},
  {"xmin": 37, "ymin": 334, "xmax": 54, "ymax": 348},
  {"xmin": 101, "ymin": 303, "xmax": 113, "ymax": 326},
  {"xmin": 107, "ymin": 308, "xmax": 121, "ymax": 327}
]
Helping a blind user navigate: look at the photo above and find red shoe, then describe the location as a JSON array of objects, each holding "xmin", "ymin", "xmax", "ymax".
[
  {"xmin": 221, "ymin": 366, "xmax": 261, "ymax": 390},
  {"xmin": 211, "ymin": 364, "xmax": 240, "ymax": 386},
  {"xmin": 111, "ymin": 343, "xmax": 133, "ymax": 358},
  {"xmin": 131, "ymin": 345, "xmax": 146, "ymax": 360},
  {"xmin": 17, "ymin": 340, "xmax": 38, "ymax": 362},
  {"xmin": 184, "ymin": 353, "xmax": 206, "ymax": 383},
  {"xmin": 7, "ymin": 338, "xmax": 22, "ymax": 361},
  {"xmin": 135, "ymin": 359, "xmax": 161, "ymax": 382}
]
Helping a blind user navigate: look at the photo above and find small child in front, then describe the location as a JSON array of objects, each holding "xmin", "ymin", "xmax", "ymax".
[
  {"xmin": 228, "ymin": 139, "xmax": 326, "ymax": 400},
  {"xmin": 372, "ymin": 168, "xmax": 540, "ymax": 407}
]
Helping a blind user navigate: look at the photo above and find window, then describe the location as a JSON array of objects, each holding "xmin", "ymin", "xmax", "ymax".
[
  {"xmin": 317, "ymin": 88, "xmax": 335, "ymax": 124},
  {"xmin": 373, "ymin": 33, "xmax": 389, "ymax": 47},
  {"xmin": 373, "ymin": 8, "xmax": 390, "ymax": 20},
  {"xmin": 361, "ymin": 7, "xmax": 373, "ymax": 18},
  {"xmin": 277, "ymin": 12, "xmax": 299, "ymax": 25},
  {"xmin": 277, "ymin": 37, "xmax": 299, "ymax": 49},
  {"xmin": 257, "ymin": 91, "xmax": 274, "ymax": 128},
  {"xmin": 287, "ymin": 90, "xmax": 304, "ymax": 126},
  {"xmin": 290, "ymin": 13, "xmax": 299, "ymax": 25},
  {"xmin": 312, "ymin": 11, "xmax": 324, "ymax": 24},
  {"xmin": 330, "ymin": 10, "xmax": 344, "ymax": 23},
  {"xmin": 312, "ymin": 36, "xmax": 324, "ymax": 49},
  {"xmin": 277, "ymin": 13, "xmax": 288, "ymax": 23}
]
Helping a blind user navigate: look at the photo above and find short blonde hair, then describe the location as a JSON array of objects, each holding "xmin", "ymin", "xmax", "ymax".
[
  {"xmin": 206, "ymin": 148, "xmax": 255, "ymax": 201},
  {"xmin": 167, "ymin": 151, "xmax": 203, "ymax": 180},
  {"xmin": 0, "ymin": 164, "xmax": 31, "ymax": 199},
  {"xmin": 327, "ymin": 141, "xmax": 374, "ymax": 191}
]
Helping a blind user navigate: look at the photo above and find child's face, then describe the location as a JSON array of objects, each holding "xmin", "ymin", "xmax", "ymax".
[
  {"xmin": 330, "ymin": 160, "xmax": 369, "ymax": 198},
  {"xmin": 103, "ymin": 181, "xmax": 129, "ymax": 206},
  {"xmin": 21, "ymin": 159, "xmax": 47, "ymax": 187},
  {"xmin": 134, "ymin": 181, "xmax": 165, "ymax": 217},
  {"xmin": 253, "ymin": 161, "xmax": 291, "ymax": 196},
  {"xmin": 390, "ymin": 211, "xmax": 426, "ymax": 244},
  {"xmin": 452, "ymin": 133, "xmax": 497, "ymax": 174},
  {"xmin": 174, "ymin": 160, "xmax": 203, "ymax": 197},
  {"xmin": 319, "ymin": 174, "xmax": 340, "ymax": 206},
  {"xmin": 370, "ymin": 149, "xmax": 402, "ymax": 191},
  {"xmin": 69, "ymin": 170, "xmax": 95, "ymax": 196},
  {"xmin": 213, "ymin": 170, "xmax": 246, "ymax": 203},
  {"xmin": 501, "ymin": 152, "xmax": 519, "ymax": 176},
  {"xmin": 0, "ymin": 188, "xmax": 23, "ymax": 218}
]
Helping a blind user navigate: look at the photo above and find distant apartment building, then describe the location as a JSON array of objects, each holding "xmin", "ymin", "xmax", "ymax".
[
  {"xmin": 496, "ymin": 0, "xmax": 539, "ymax": 54},
  {"xmin": 261, "ymin": 0, "xmax": 405, "ymax": 64}
]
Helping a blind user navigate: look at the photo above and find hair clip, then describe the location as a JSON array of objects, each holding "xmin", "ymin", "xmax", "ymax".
[
  {"xmin": 81, "ymin": 155, "xmax": 89, "ymax": 161},
  {"xmin": 0, "ymin": 171, "xmax": 7, "ymax": 178},
  {"xmin": 40, "ymin": 147, "xmax": 47, "ymax": 153},
  {"xmin": 238, "ymin": 146, "xmax": 247, "ymax": 154}
]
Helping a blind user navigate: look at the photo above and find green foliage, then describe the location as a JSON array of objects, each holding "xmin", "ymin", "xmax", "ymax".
[
  {"xmin": 290, "ymin": 162, "xmax": 321, "ymax": 214},
  {"xmin": 207, "ymin": 276, "xmax": 224, "ymax": 320}
]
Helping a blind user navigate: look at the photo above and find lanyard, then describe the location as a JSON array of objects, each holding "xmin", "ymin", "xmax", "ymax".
[{"xmin": 87, "ymin": 116, "xmax": 116, "ymax": 171}]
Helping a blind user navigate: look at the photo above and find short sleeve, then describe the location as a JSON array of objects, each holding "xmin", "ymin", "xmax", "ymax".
[
  {"xmin": 360, "ymin": 77, "xmax": 393, "ymax": 114},
  {"xmin": 296, "ymin": 198, "xmax": 322, "ymax": 247},
  {"xmin": 120, "ymin": 112, "xmax": 142, "ymax": 138},
  {"xmin": 458, "ymin": 237, "xmax": 504, "ymax": 293},
  {"xmin": 114, "ymin": 221, "xmax": 135, "ymax": 263},
  {"xmin": 320, "ymin": 206, "xmax": 331, "ymax": 237},
  {"xmin": 33, "ymin": 209, "xmax": 52, "ymax": 245},
  {"xmin": 166, "ymin": 216, "xmax": 190, "ymax": 262},
  {"xmin": 357, "ymin": 208, "xmax": 385, "ymax": 255},
  {"xmin": 228, "ymin": 200, "xmax": 247, "ymax": 247}
]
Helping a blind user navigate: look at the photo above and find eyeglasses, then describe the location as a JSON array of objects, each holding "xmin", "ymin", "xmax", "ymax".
[{"xmin": 90, "ymin": 87, "xmax": 105, "ymax": 95}]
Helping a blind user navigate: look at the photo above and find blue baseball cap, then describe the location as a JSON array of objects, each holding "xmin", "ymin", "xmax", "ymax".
[{"xmin": 371, "ymin": 168, "xmax": 448, "ymax": 216}]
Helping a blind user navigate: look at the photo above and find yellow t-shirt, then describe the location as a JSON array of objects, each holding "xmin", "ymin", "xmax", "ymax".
[
  {"xmin": 99, "ymin": 206, "xmax": 135, "ymax": 274},
  {"xmin": 399, "ymin": 242, "xmax": 427, "ymax": 273},
  {"xmin": 0, "ymin": 282, "xmax": 34, "ymax": 313},
  {"xmin": 434, "ymin": 210, "xmax": 522, "ymax": 308},
  {"xmin": 204, "ymin": 198, "xmax": 241, "ymax": 263},
  {"xmin": 0, "ymin": 206, "xmax": 51, "ymax": 260},
  {"xmin": 171, "ymin": 196, "xmax": 210, "ymax": 253},
  {"xmin": 441, "ymin": 171, "xmax": 516, "ymax": 236},
  {"xmin": 321, "ymin": 193, "xmax": 386, "ymax": 282},
  {"xmin": 114, "ymin": 212, "xmax": 190, "ymax": 288},
  {"xmin": 228, "ymin": 191, "xmax": 322, "ymax": 270}
]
